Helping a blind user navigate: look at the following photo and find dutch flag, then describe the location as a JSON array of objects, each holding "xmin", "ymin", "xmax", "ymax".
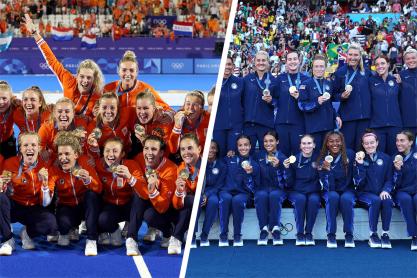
[
  {"xmin": 51, "ymin": 27, "xmax": 74, "ymax": 41},
  {"xmin": 173, "ymin": 21, "xmax": 193, "ymax": 37},
  {"xmin": 81, "ymin": 34, "xmax": 97, "ymax": 49},
  {"xmin": 0, "ymin": 31, "xmax": 13, "ymax": 52}
]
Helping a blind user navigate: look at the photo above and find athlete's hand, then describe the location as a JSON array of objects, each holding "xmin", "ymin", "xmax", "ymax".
[
  {"xmin": 115, "ymin": 165, "xmax": 131, "ymax": 179},
  {"xmin": 174, "ymin": 111, "xmax": 186, "ymax": 129},
  {"xmin": 321, "ymin": 160, "xmax": 331, "ymax": 171},
  {"xmin": 336, "ymin": 117, "xmax": 342, "ymax": 129},
  {"xmin": 393, "ymin": 159, "xmax": 403, "ymax": 171},
  {"xmin": 262, "ymin": 95, "xmax": 272, "ymax": 103},
  {"xmin": 380, "ymin": 191, "xmax": 391, "ymax": 200},
  {"xmin": 289, "ymin": 90, "xmax": 299, "ymax": 99},
  {"xmin": 393, "ymin": 74, "xmax": 401, "ymax": 83},
  {"xmin": 154, "ymin": 107, "xmax": 174, "ymax": 124},
  {"xmin": 318, "ymin": 95, "xmax": 327, "ymax": 105},
  {"xmin": 341, "ymin": 90, "xmax": 351, "ymax": 100},
  {"xmin": 226, "ymin": 150, "xmax": 235, "ymax": 157},
  {"xmin": 175, "ymin": 177, "xmax": 186, "ymax": 192}
]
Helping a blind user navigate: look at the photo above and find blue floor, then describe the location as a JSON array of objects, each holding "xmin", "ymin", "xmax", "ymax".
[
  {"xmin": 0, "ymin": 224, "xmax": 182, "ymax": 278},
  {"xmin": 187, "ymin": 240, "xmax": 417, "ymax": 278},
  {"xmin": 0, "ymin": 74, "xmax": 217, "ymax": 92}
]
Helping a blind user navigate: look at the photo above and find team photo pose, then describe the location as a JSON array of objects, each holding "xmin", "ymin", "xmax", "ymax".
[
  {"xmin": 317, "ymin": 131, "xmax": 355, "ymax": 248},
  {"xmin": 392, "ymin": 131, "xmax": 417, "ymax": 251},
  {"xmin": 219, "ymin": 135, "xmax": 260, "ymax": 247},
  {"xmin": 354, "ymin": 131, "xmax": 394, "ymax": 248}
]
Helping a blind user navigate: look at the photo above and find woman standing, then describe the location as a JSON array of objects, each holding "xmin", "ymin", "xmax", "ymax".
[
  {"xmin": 354, "ymin": 131, "xmax": 394, "ymax": 248},
  {"xmin": 369, "ymin": 55, "xmax": 402, "ymax": 155},
  {"xmin": 219, "ymin": 135, "xmax": 260, "ymax": 247},
  {"xmin": 317, "ymin": 131, "xmax": 356, "ymax": 248},
  {"xmin": 392, "ymin": 131, "xmax": 417, "ymax": 251}
]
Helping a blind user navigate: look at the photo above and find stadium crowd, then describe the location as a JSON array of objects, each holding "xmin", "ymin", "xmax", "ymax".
[{"xmin": 0, "ymin": 0, "xmax": 230, "ymax": 38}]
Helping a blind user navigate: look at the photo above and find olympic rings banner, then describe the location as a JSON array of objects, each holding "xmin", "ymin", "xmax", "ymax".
[
  {"xmin": 0, "ymin": 37, "xmax": 220, "ymax": 74},
  {"xmin": 145, "ymin": 16, "xmax": 177, "ymax": 28}
]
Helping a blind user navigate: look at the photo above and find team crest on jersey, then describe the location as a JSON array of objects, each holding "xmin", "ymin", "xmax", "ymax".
[
  {"xmin": 102, "ymin": 177, "xmax": 107, "ymax": 183},
  {"xmin": 22, "ymin": 178, "xmax": 27, "ymax": 184},
  {"xmin": 300, "ymin": 85, "xmax": 306, "ymax": 90},
  {"xmin": 231, "ymin": 83, "xmax": 237, "ymax": 89},
  {"xmin": 212, "ymin": 168, "xmax": 219, "ymax": 175},
  {"xmin": 413, "ymin": 153, "xmax": 417, "ymax": 159},
  {"xmin": 152, "ymin": 128, "xmax": 165, "ymax": 138},
  {"xmin": 376, "ymin": 159, "xmax": 383, "ymax": 166},
  {"xmin": 388, "ymin": 80, "xmax": 394, "ymax": 87},
  {"xmin": 59, "ymin": 179, "xmax": 65, "ymax": 185}
]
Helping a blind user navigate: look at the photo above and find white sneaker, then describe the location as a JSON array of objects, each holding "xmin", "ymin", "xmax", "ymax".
[
  {"xmin": 57, "ymin": 234, "xmax": 70, "ymax": 246},
  {"xmin": 47, "ymin": 234, "xmax": 59, "ymax": 242},
  {"xmin": 143, "ymin": 227, "xmax": 161, "ymax": 242},
  {"xmin": 20, "ymin": 227, "xmax": 35, "ymax": 250},
  {"xmin": 79, "ymin": 221, "xmax": 87, "ymax": 235},
  {"xmin": 167, "ymin": 236, "xmax": 182, "ymax": 255},
  {"xmin": 69, "ymin": 228, "xmax": 79, "ymax": 241},
  {"xmin": 85, "ymin": 239, "xmax": 97, "ymax": 256},
  {"xmin": 110, "ymin": 228, "xmax": 123, "ymax": 246},
  {"xmin": 126, "ymin": 237, "xmax": 139, "ymax": 256},
  {"xmin": 98, "ymin": 233, "xmax": 110, "ymax": 245},
  {"xmin": 0, "ymin": 238, "xmax": 15, "ymax": 256},
  {"xmin": 160, "ymin": 237, "xmax": 170, "ymax": 248}
]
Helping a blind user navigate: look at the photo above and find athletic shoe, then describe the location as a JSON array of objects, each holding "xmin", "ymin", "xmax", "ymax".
[
  {"xmin": 110, "ymin": 228, "xmax": 123, "ymax": 247},
  {"xmin": 381, "ymin": 233, "xmax": 392, "ymax": 249},
  {"xmin": 219, "ymin": 234, "xmax": 229, "ymax": 247},
  {"xmin": 160, "ymin": 237, "xmax": 170, "ymax": 248},
  {"xmin": 305, "ymin": 233, "xmax": 315, "ymax": 246},
  {"xmin": 167, "ymin": 236, "xmax": 182, "ymax": 255},
  {"xmin": 79, "ymin": 221, "xmax": 87, "ymax": 235},
  {"xmin": 257, "ymin": 229, "xmax": 269, "ymax": 246},
  {"xmin": 69, "ymin": 228, "xmax": 79, "ymax": 241},
  {"xmin": 411, "ymin": 237, "xmax": 417, "ymax": 251},
  {"xmin": 20, "ymin": 227, "xmax": 35, "ymax": 250},
  {"xmin": 143, "ymin": 227, "xmax": 161, "ymax": 242},
  {"xmin": 0, "ymin": 238, "xmax": 15, "ymax": 256},
  {"xmin": 85, "ymin": 239, "xmax": 97, "ymax": 256},
  {"xmin": 57, "ymin": 234, "xmax": 70, "ymax": 246},
  {"xmin": 233, "ymin": 235, "xmax": 243, "ymax": 247},
  {"xmin": 344, "ymin": 233, "xmax": 355, "ymax": 248},
  {"xmin": 368, "ymin": 233, "xmax": 382, "ymax": 248},
  {"xmin": 295, "ymin": 234, "xmax": 305, "ymax": 246},
  {"xmin": 200, "ymin": 233, "xmax": 210, "ymax": 247},
  {"xmin": 126, "ymin": 237, "xmax": 140, "ymax": 256},
  {"xmin": 326, "ymin": 234, "xmax": 337, "ymax": 248},
  {"xmin": 47, "ymin": 234, "xmax": 59, "ymax": 242},
  {"xmin": 121, "ymin": 221, "xmax": 129, "ymax": 238},
  {"xmin": 272, "ymin": 228, "xmax": 283, "ymax": 246},
  {"xmin": 190, "ymin": 236, "xmax": 197, "ymax": 248},
  {"xmin": 98, "ymin": 233, "xmax": 110, "ymax": 245}
]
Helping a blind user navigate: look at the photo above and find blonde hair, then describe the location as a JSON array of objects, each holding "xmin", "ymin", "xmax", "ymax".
[
  {"xmin": 18, "ymin": 132, "xmax": 40, "ymax": 149},
  {"xmin": 23, "ymin": 86, "xmax": 49, "ymax": 113},
  {"xmin": 77, "ymin": 59, "xmax": 105, "ymax": 92},
  {"xmin": 119, "ymin": 50, "xmax": 139, "ymax": 71},
  {"xmin": 54, "ymin": 131, "xmax": 82, "ymax": 155},
  {"xmin": 136, "ymin": 89, "xmax": 156, "ymax": 106},
  {"xmin": 0, "ymin": 80, "xmax": 12, "ymax": 96},
  {"xmin": 185, "ymin": 90, "xmax": 205, "ymax": 107},
  {"xmin": 347, "ymin": 43, "xmax": 365, "ymax": 73},
  {"xmin": 52, "ymin": 97, "xmax": 75, "ymax": 122},
  {"xmin": 403, "ymin": 48, "xmax": 417, "ymax": 59}
]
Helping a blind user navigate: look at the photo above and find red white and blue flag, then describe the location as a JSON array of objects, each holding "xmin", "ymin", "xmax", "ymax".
[
  {"xmin": 173, "ymin": 21, "xmax": 193, "ymax": 37},
  {"xmin": 51, "ymin": 27, "xmax": 74, "ymax": 41},
  {"xmin": 81, "ymin": 34, "xmax": 97, "ymax": 48}
]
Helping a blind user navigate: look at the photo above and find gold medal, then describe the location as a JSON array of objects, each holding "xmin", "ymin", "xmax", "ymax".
[
  {"xmin": 109, "ymin": 164, "xmax": 119, "ymax": 173},
  {"xmin": 394, "ymin": 155, "xmax": 403, "ymax": 162},
  {"xmin": 289, "ymin": 155, "xmax": 296, "ymax": 164},
  {"xmin": 179, "ymin": 169, "xmax": 190, "ymax": 180},
  {"xmin": 135, "ymin": 124, "xmax": 145, "ymax": 133},
  {"xmin": 145, "ymin": 168, "xmax": 157, "ymax": 179},
  {"xmin": 345, "ymin": 84, "xmax": 353, "ymax": 92},
  {"xmin": 2, "ymin": 170, "xmax": 12, "ymax": 178},
  {"xmin": 356, "ymin": 151, "xmax": 365, "ymax": 160},
  {"xmin": 267, "ymin": 154, "xmax": 275, "ymax": 162},
  {"xmin": 289, "ymin": 86, "xmax": 297, "ymax": 94},
  {"xmin": 241, "ymin": 160, "xmax": 250, "ymax": 169},
  {"xmin": 72, "ymin": 167, "xmax": 82, "ymax": 177},
  {"xmin": 92, "ymin": 128, "xmax": 102, "ymax": 139}
]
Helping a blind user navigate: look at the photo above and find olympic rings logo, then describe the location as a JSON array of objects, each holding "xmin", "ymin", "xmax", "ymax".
[
  {"xmin": 39, "ymin": 62, "xmax": 49, "ymax": 70},
  {"xmin": 171, "ymin": 62, "xmax": 184, "ymax": 70},
  {"xmin": 152, "ymin": 19, "xmax": 168, "ymax": 25}
]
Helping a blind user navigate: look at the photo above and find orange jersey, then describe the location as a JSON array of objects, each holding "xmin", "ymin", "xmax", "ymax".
[
  {"xmin": 48, "ymin": 155, "xmax": 102, "ymax": 206},
  {"xmin": 172, "ymin": 161, "xmax": 200, "ymax": 209},
  {"xmin": 39, "ymin": 116, "xmax": 89, "ymax": 151},
  {"xmin": 3, "ymin": 156, "xmax": 52, "ymax": 206},
  {"xmin": 134, "ymin": 155, "xmax": 177, "ymax": 213},
  {"xmin": 168, "ymin": 110, "xmax": 210, "ymax": 154},
  {"xmin": 13, "ymin": 108, "xmax": 51, "ymax": 133},
  {"xmin": 95, "ymin": 158, "xmax": 144, "ymax": 206},
  {"xmin": 0, "ymin": 154, "xmax": 4, "ymax": 172},
  {"xmin": 35, "ymin": 38, "xmax": 102, "ymax": 118},
  {"xmin": 0, "ymin": 106, "xmax": 15, "ymax": 143},
  {"xmin": 104, "ymin": 80, "xmax": 172, "ymax": 112},
  {"xmin": 86, "ymin": 109, "xmax": 135, "ymax": 155}
]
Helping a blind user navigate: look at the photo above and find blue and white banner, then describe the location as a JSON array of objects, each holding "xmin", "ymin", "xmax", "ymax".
[
  {"xmin": 194, "ymin": 59, "xmax": 220, "ymax": 74},
  {"xmin": 162, "ymin": 59, "xmax": 193, "ymax": 74},
  {"xmin": 81, "ymin": 34, "xmax": 97, "ymax": 48},
  {"xmin": 0, "ymin": 32, "xmax": 13, "ymax": 52},
  {"xmin": 51, "ymin": 27, "xmax": 74, "ymax": 41},
  {"xmin": 146, "ymin": 16, "xmax": 177, "ymax": 28},
  {"xmin": 173, "ymin": 21, "xmax": 193, "ymax": 37}
]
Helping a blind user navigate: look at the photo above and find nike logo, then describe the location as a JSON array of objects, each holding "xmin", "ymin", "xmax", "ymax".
[
  {"xmin": 374, "ymin": 83, "xmax": 381, "ymax": 86},
  {"xmin": 230, "ymin": 161, "xmax": 236, "ymax": 164}
]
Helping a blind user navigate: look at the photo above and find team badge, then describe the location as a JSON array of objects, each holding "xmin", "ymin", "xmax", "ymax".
[
  {"xmin": 231, "ymin": 83, "xmax": 237, "ymax": 89},
  {"xmin": 388, "ymin": 80, "xmax": 394, "ymax": 87},
  {"xmin": 102, "ymin": 177, "xmax": 107, "ymax": 183},
  {"xmin": 212, "ymin": 168, "xmax": 219, "ymax": 175},
  {"xmin": 376, "ymin": 159, "xmax": 383, "ymax": 166},
  {"xmin": 300, "ymin": 85, "xmax": 306, "ymax": 90},
  {"xmin": 413, "ymin": 153, "xmax": 417, "ymax": 159},
  {"xmin": 59, "ymin": 179, "xmax": 65, "ymax": 185},
  {"xmin": 22, "ymin": 178, "xmax": 27, "ymax": 184}
]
